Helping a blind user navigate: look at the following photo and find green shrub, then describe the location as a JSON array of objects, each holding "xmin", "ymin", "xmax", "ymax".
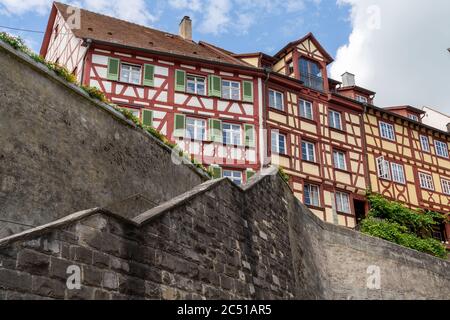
[
  {"xmin": 361, "ymin": 217, "xmax": 447, "ymax": 259},
  {"xmin": 278, "ymin": 167, "xmax": 290, "ymax": 183},
  {"xmin": 367, "ymin": 193, "xmax": 444, "ymax": 237},
  {"xmin": 0, "ymin": 32, "xmax": 29, "ymax": 52},
  {"xmin": 81, "ymin": 85, "xmax": 109, "ymax": 103},
  {"xmin": 360, "ymin": 194, "xmax": 448, "ymax": 259}
]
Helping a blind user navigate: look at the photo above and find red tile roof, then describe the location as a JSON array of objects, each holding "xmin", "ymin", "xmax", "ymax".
[{"xmin": 52, "ymin": 2, "xmax": 252, "ymax": 68}]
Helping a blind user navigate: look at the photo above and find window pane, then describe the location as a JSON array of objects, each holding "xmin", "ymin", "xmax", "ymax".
[
  {"xmin": 271, "ymin": 132, "xmax": 278, "ymax": 153},
  {"xmin": 279, "ymin": 135, "xmax": 286, "ymax": 154}
]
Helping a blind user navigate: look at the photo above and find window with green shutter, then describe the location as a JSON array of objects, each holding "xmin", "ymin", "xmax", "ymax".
[
  {"xmin": 246, "ymin": 169, "xmax": 256, "ymax": 181},
  {"xmin": 244, "ymin": 124, "xmax": 255, "ymax": 148},
  {"xmin": 174, "ymin": 114, "xmax": 186, "ymax": 137},
  {"xmin": 143, "ymin": 64, "xmax": 155, "ymax": 87},
  {"xmin": 210, "ymin": 166, "xmax": 223, "ymax": 179},
  {"xmin": 243, "ymin": 81, "xmax": 253, "ymax": 102},
  {"xmin": 107, "ymin": 57, "xmax": 120, "ymax": 81},
  {"xmin": 208, "ymin": 118, "xmax": 222, "ymax": 143},
  {"xmin": 175, "ymin": 70, "xmax": 186, "ymax": 92},
  {"xmin": 142, "ymin": 109, "xmax": 153, "ymax": 127},
  {"xmin": 208, "ymin": 75, "xmax": 222, "ymax": 97}
]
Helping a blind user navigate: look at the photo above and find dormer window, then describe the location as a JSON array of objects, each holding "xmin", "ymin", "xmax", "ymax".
[
  {"xmin": 356, "ymin": 95, "xmax": 368, "ymax": 103},
  {"xmin": 299, "ymin": 57, "xmax": 323, "ymax": 91}
]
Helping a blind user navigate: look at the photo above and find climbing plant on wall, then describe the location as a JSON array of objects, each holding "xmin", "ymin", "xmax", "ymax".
[{"xmin": 361, "ymin": 193, "xmax": 448, "ymax": 259}]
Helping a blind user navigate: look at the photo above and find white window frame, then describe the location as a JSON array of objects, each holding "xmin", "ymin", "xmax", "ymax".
[
  {"xmin": 301, "ymin": 141, "xmax": 316, "ymax": 162},
  {"xmin": 120, "ymin": 63, "xmax": 142, "ymax": 85},
  {"xmin": 329, "ymin": 110, "xmax": 342, "ymax": 130},
  {"xmin": 333, "ymin": 150, "xmax": 347, "ymax": 170},
  {"xmin": 299, "ymin": 99, "xmax": 313, "ymax": 120},
  {"xmin": 186, "ymin": 117, "xmax": 206, "ymax": 141},
  {"xmin": 441, "ymin": 179, "xmax": 450, "ymax": 195},
  {"xmin": 304, "ymin": 184, "xmax": 320, "ymax": 207},
  {"xmin": 269, "ymin": 89, "xmax": 284, "ymax": 111},
  {"xmin": 222, "ymin": 80, "xmax": 241, "ymax": 100},
  {"xmin": 336, "ymin": 191, "xmax": 351, "ymax": 214},
  {"xmin": 420, "ymin": 135, "xmax": 430, "ymax": 152},
  {"xmin": 222, "ymin": 123, "xmax": 242, "ymax": 146},
  {"xmin": 223, "ymin": 170, "xmax": 243, "ymax": 185},
  {"xmin": 419, "ymin": 172, "xmax": 435, "ymax": 191},
  {"xmin": 356, "ymin": 95, "xmax": 368, "ymax": 103},
  {"xmin": 435, "ymin": 140, "xmax": 449, "ymax": 158},
  {"xmin": 376, "ymin": 156, "xmax": 391, "ymax": 180},
  {"xmin": 186, "ymin": 74, "xmax": 206, "ymax": 95},
  {"xmin": 379, "ymin": 121, "xmax": 396, "ymax": 141},
  {"xmin": 391, "ymin": 163, "xmax": 406, "ymax": 184},
  {"xmin": 271, "ymin": 131, "xmax": 287, "ymax": 155},
  {"xmin": 408, "ymin": 114, "xmax": 419, "ymax": 121}
]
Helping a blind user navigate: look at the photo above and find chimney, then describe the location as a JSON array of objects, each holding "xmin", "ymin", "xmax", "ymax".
[
  {"xmin": 179, "ymin": 16, "xmax": 192, "ymax": 41},
  {"xmin": 341, "ymin": 72, "xmax": 355, "ymax": 87}
]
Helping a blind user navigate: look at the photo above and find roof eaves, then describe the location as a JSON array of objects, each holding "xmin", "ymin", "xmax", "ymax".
[{"xmin": 88, "ymin": 38, "xmax": 263, "ymax": 73}]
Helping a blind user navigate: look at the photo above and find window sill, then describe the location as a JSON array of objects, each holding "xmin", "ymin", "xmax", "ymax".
[
  {"xmin": 269, "ymin": 107, "xmax": 287, "ymax": 115},
  {"xmin": 272, "ymin": 152, "xmax": 291, "ymax": 159},
  {"xmin": 302, "ymin": 159, "xmax": 318, "ymax": 165},
  {"xmin": 380, "ymin": 136, "xmax": 397, "ymax": 143},
  {"xmin": 334, "ymin": 168, "xmax": 350, "ymax": 174},
  {"xmin": 435, "ymin": 154, "xmax": 449, "ymax": 160},
  {"xmin": 299, "ymin": 116, "xmax": 317, "ymax": 125},
  {"xmin": 329, "ymin": 127, "xmax": 346, "ymax": 134},
  {"xmin": 306, "ymin": 205, "xmax": 324, "ymax": 211},
  {"xmin": 336, "ymin": 211, "xmax": 353, "ymax": 216}
]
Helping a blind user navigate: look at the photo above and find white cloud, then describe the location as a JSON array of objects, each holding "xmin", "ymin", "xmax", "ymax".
[
  {"xmin": 330, "ymin": 0, "xmax": 450, "ymax": 114},
  {"xmin": 169, "ymin": 0, "xmax": 321, "ymax": 35},
  {"xmin": 0, "ymin": 0, "xmax": 159, "ymax": 25},
  {"xmin": 168, "ymin": 0, "xmax": 202, "ymax": 12},
  {"xmin": 197, "ymin": 0, "xmax": 231, "ymax": 35},
  {"xmin": 0, "ymin": 0, "xmax": 52, "ymax": 15}
]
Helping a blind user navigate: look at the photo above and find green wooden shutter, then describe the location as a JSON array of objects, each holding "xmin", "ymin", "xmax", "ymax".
[
  {"xmin": 208, "ymin": 75, "xmax": 222, "ymax": 98},
  {"xmin": 208, "ymin": 119, "xmax": 222, "ymax": 143},
  {"xmin": 143, "ymin": 64, "xmax": 155, "ymax": 87},
  {"xmin": 175, "ymin": 70, "xmax": 186, "ymax": 92},
  {"xmin": 246, "ymin": 169, "xmax": 255, "ymax": 181},
  {"xmin": 107, "ymin": 57, "xmax": 120, "ymax": 81},
  {"xmin": 244, "ymin": 124, "xmax": 255, "ymax": 148},
  {"xmin": 174, "ymin": 114, "xmax": 186, "ymax": 137},
  {"xmin": 142, "ymin": 109, "xmax": 153, "ymax": 127},
  {"xmin": 243, "ymin": 81, "xmax": 253, "ymax": 102},
  {"xmin": 210, "ymin": 166, "xmax": 222, "ymax": 179}
]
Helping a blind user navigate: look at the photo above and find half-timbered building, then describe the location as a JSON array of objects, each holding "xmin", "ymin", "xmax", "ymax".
[
  {"xmin": 41, "ymin": 2, "xmax": 265, "ymax": 185},
  {"xmin": 40, "ymin": 2, "xmax": 449, "ymax": 243}
]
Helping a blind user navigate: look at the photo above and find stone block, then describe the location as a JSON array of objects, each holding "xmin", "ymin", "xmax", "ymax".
[
  {"xmin": 0, "ymin": 268, "xmax": 32, "ymax": 292},
  {"xmin": 17, "ymin": 249, "xmax": 50, "ymax": 276},
  {"xmin": 32, "ymin": 276, "xmax": 65, "ymax": 299}
]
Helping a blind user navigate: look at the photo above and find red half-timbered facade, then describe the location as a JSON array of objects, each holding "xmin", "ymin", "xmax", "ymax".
[{"xmin": 41, "ymin": 2, "xmax": 449, "ymax": 242}]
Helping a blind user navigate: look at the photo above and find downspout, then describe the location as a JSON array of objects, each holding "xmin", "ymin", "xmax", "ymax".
[
  {"xmin": 259, "ymin": 67, "xmax": 272, "ymax": 168},
  {"xmin": 361, "ymin": 103, "xmax": 371, "ymax": 216},
  {"xmin": 80, "ymin": 38, "xmax": 92, "ymax": 86}
]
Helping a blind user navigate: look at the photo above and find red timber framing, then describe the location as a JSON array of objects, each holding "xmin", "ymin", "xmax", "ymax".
[
  {"xmin": 364, "ymin": 107, "xmax": 450, "ymax": 247},
  {"xmin": 39, "ymin": 3, "xmax": 449, "ymax": 239},
  {"xmin": 80, "ymin": 43, "xmax": 262, "ymax": 182},
  {"xmin": 265, "ymin": 72, "xmax": 368, "ymax": 228},
  {"xmin": 41, "ymin": 7, "xmax": 88, "ymax": 82}
]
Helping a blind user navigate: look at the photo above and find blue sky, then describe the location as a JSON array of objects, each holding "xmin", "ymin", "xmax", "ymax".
[
  {"xmin": 1, "ymin": 0, "xmax": 450, "ymax": 115},
  {"xmin": 0, "ymin": 0, "xmax": 352, "ymax": 57}
]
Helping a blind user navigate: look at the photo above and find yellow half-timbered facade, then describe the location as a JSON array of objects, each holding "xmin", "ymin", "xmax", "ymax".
[{"xmin": 41, "ymin": 3, "xmax": 449, "ymax": 244}]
